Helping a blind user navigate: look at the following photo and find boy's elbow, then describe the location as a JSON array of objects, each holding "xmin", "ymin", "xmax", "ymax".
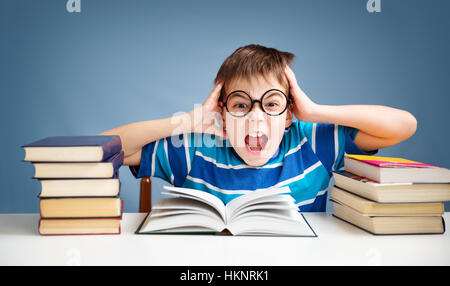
[
  {"xmin": 398, "ymin": 112, "xmax": 417, "ymax": 142},
  {"xmin": 123, "ymin": 150, "xmax": 142, "ymax": 166},
  {"xmin": 405, "ymin": 112, "xmax": 417, "ymax": 139}
]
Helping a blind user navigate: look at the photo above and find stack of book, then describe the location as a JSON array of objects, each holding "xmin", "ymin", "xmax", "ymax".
[
  {"xmin": 22, "ymin": 136, "xmax": 124, "ymax": 235},
  {"xmin": 331, "ymin": 154, "xmax": 450, "ymax": 235}
]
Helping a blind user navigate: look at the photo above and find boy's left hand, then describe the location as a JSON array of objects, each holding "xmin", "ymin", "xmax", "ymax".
[{"xmin": 284, "ymin": 66, "xmax": 319, "ymax": 122}]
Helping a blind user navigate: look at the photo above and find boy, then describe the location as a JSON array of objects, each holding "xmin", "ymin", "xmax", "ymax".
[{"xmin": 100, "ymin": 44, "xmax": 417, "ymax": 212}]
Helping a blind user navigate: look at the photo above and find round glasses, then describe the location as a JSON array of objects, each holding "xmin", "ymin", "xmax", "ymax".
[{"xmin": 219, "ymin": 89, "xmax": 292, "ymax": 117}]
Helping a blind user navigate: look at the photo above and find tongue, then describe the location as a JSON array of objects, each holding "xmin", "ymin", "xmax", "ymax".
[{"xmin": 245, "ymin": 135, "xmax": 264, "ymax": 151}]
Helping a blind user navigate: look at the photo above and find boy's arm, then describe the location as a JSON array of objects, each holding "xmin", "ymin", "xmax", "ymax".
[
  {"xmin": 99, "ymin": 116, "xmax": 189, "ymax": 166},
  {"xmin": 99, "ymin": 82, "xmax": 225, "ymax": 166},
  {"xmin": 284, "ymin": 66, "xmax": 417, "ymax": 152},
  {"xmin": 304, "ymin": 104, "xmax": 417, "ymax": 152}
]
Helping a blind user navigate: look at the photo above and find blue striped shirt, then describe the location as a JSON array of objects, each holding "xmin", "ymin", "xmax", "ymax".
[{"xmin": 130, "ymin": 121, "xmax": 377, "ymax": 212}]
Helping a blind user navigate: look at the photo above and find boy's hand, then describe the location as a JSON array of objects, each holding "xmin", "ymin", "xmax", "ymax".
[
  {"xmin": 187, "ymin": 82, "xmax": 227, "ymax": 138},
  {"xmin": 284, "ymin": 66, "xmax": 319, "ymax": 122}
]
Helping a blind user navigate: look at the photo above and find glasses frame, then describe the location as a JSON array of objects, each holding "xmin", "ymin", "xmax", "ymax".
[{"xmin": 219, "ymin": 88, "xmax": 292, "ymax": 117}]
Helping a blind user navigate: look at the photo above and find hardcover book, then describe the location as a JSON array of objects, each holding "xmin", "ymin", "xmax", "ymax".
[
  {"xmin": 136, "ymin": 186, "xmax": 317, "ymax": 237},
  {"xmin": 40, "ymin": 197, "xmax": 123, "ymax": 219},
  {"xmin": 31, "ymin": 151, "xmax": 124, "ymax": 179},
  {"xmin": 22, "ymin": 135, "xmax": 122, "ymax": 162},
  {"xmin": 38, "ymin": 217, "xmax": 122, "ymax": 235},
  {"xmin": 330, "ymin": 186, "xmax": 444, "ymax": 216},
  {"xmin": 38, "ymin": 178, "xmax": 120, "ymax": 197},
  {"xmin": 332, "ymin": 201, "xmax": 445, "ymax": 235},
  {"xmin": 344, "ymin": 154, "xmax": 450, "ymax": 184},
  {"xmin": 332, "ymin": 170, "xmax": 450, "ymax": 203}
]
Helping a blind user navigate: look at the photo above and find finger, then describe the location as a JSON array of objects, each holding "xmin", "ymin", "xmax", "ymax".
[
  {"xmin": 284, "ymin": 66, "xmax": 302, "ymax": 94},
  {"xmin": 284, "ymin": 65, "xmax": 296, "ymax": 84},
  {"xmin": 206, "ymin": 82, "xmax": 224, "ymax": 103}
]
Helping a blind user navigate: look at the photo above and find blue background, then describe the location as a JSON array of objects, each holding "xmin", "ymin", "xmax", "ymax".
[{"xmin": 1, "ymin": 0, "xmax": 449, "ymax": 213}]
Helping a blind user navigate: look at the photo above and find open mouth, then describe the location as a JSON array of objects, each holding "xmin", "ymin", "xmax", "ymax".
[{"xmin": 244, "ymin": 132, "xmax": 268, "ymax": 153}]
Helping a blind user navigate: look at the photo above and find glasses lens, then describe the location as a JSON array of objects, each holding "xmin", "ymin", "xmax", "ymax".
[
  {"xmin": 262, "ymin": 91, "xmax": 288, "ymax": 115},
  {"xmin": 226, "ymin": 92, "xmax": 252, "ymax": 116}
]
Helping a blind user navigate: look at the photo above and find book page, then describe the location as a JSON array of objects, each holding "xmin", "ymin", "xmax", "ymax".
[
  {"xmin": 162, "ymin": 186, "xmax": 226, "ymax": 220},
  {"xmin": 225, "ymin": 186, "xmax": 291, "ymax": 223},
  {"xmin": 138, "ymin": 212, "xmax": 225, "ymax": 233},
  {"xmin": 151, "ymin": 198, "xmax": 223, "ymax": 221},
  {"xmin": 229, "ymin": 198, "xmax": 299, "ymax": 221},
  {"xmin": 227, "ymin": 214, "xmax": 316, "ymax": 236}
]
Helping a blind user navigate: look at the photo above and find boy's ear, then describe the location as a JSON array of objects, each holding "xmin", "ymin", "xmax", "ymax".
[{"xmin": 285, "ymin": 105, "xmax": 294, "ymax": 128}]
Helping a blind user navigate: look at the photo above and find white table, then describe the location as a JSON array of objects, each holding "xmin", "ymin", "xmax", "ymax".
[{"xmin": 0, "ymin": 213, "xmax": 449, "ymax": 266}]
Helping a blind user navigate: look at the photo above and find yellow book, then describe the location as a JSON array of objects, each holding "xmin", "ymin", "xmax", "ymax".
[
  {"xmin": 39, "ymin": 218, "xmax": 121, "ymax": 235},
  {"xmin": 40, "ymin": 197, "xmax": 122, "ymax": 218},
  {"xmin": 345, "ymin": 154, "xmax": 432, "ymax": 167}
]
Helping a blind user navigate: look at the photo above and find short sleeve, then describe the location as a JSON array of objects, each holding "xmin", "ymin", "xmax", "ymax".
[
  {"xmin": 296, "ymin": 121, "xmax": 378, "ymax": 174},
  {"xmin": 335, "ymin": 126, "xmax": 378, "ymax": 171},
  {"xmin": 129, "ymin": 133, "xmax": 195, "ymax": 186}
]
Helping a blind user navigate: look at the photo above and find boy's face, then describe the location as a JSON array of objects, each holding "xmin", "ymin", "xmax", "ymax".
[{"xmin": 221, "ymin": 73, "xmax": 292, "ymax": 166}]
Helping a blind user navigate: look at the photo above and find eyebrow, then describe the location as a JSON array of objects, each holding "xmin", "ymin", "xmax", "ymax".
[
  {"xmin": 228, "ymin": 92, "xmax": 249, "ymax": 100},
  {"xmin": 264, "ymin": 91, "xmax": 284, "ymax": 98},
  {"xmin": 227, "ymin": 89, "xmax": 286, "ymax": 100}
]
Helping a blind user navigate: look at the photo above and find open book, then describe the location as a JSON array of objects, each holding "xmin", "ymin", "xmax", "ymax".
[{"xmin": 136, "ymin": 186, "xmax": 316, "ymax": 237}]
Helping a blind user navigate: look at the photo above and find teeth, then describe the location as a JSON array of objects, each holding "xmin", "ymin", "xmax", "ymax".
[{"xmin": 249, "ymin": 131, "xmax": 263, "ymax": 137}]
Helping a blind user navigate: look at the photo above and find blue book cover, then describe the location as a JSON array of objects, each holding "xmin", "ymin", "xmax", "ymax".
[{"xmin": 22, "ymin": 135, "xmax": 122, "ymax": 162}]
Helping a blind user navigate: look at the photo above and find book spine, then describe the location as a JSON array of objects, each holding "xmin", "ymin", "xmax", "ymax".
[
  {"xmin": 38, "ymin": 194, "xmax": 121, "ymax": 199},
  {"xmin": 39, "ymin": 215, "xmax": 124, "ymax": 219},
  {"xmin": 38, "ymin": 228, "xmax": 121, "ymax": 236},
  {"xmin": 101, "ymin": 135, "xmax": 122, "ymax": 161},
  {"xmin": 39, "ymin": 198, "xmax": 123, "ymax": 219},
  {"xmin": 39, "ymin": 232, "xmax": 121, "ymax": 236},
  {"xmin": 108, "ymin": 151, "xmax": 124, "ymax": 174}
]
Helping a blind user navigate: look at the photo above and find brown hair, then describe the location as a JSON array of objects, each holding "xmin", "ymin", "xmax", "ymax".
[{"xmin": 214, "ymin": 44, "xmax": 295, "ymax": 100}]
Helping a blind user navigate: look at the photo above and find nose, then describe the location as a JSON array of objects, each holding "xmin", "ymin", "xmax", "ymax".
[{"xmin": 248, "ymin": 102, "xmax": 266, "ymax": 122}]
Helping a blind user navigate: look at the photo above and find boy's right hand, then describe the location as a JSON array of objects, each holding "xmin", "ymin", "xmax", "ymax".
[{"xmin": 187, "ymin": 82, "xmax": 227, "ymax": 138}]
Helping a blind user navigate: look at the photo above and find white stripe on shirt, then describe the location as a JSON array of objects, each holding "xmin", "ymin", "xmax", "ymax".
[
  {"xmin": 194, "ymin": 150, "xmax": 283, "ymax": 170},
  {"xmin": 311, "ymin": 123, "xmax": 317, "ymax": 153},
  {"xmin": 184, "ymin": 134, "xmax": 191, "ymax": 174},
  {"xmin": 186, "ymin": 160, "xmax": 322, "ymax": 195},
  {"xmin": 296, "ymin": 188, "xmax": 328, "ymax": 207},
  {"xmin": 163, "ymin": 139, "xmax": 174, "ymax": 185},
  {"xmin": 151, "ymin": 140, "xmax": 159, "ymax": 177},
  {"xmin": 186, "ymin": 175, "xmax": 254, "ymax": 195},
  {"xmin": 332, "ymin": 124, "xmax": 338, "ymax": 171},
  {"xmin": 285, "ymin": 137, "xmax": 308, "ymax": 157},
  {"xmin": 275, "ymin": 161, "xmax": 322, "ymax": 187}
]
